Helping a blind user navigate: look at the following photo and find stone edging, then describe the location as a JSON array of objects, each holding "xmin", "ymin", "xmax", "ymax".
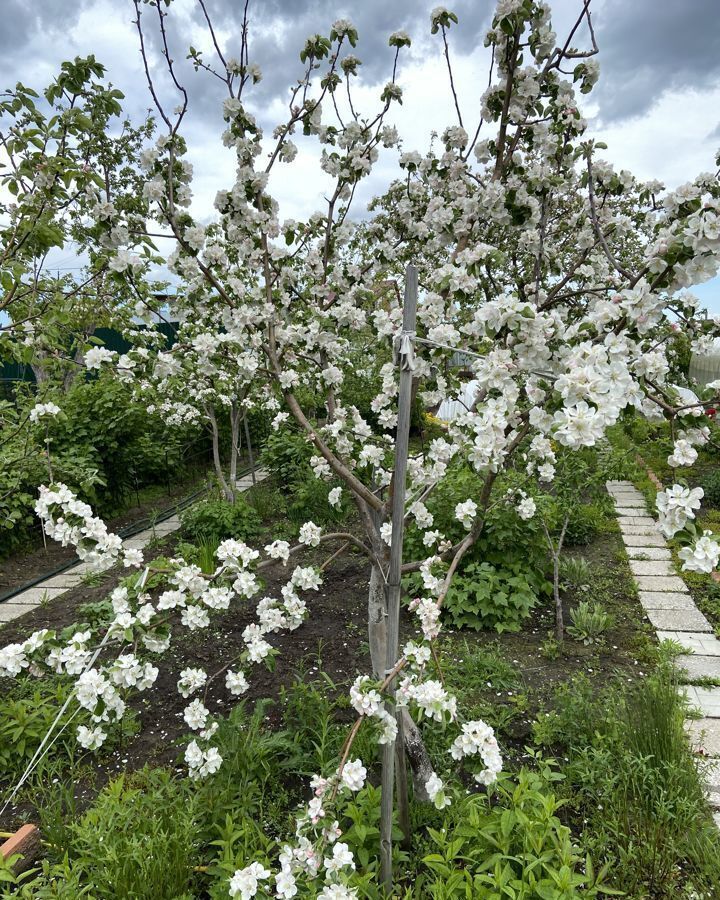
[
  {"xmin": 607, "ymin": 479, "xmax": 720, "ymax": 828},
  {"xmin": 0, "ymin": 470, "xmax": 268, "ymax": 628}
]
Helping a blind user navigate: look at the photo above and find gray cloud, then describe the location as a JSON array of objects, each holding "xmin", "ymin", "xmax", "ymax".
[
  {"xmin": 593, "ymin": 0, "xmax": 720, "ymax": 122},
  {"xmin": 178, "ymin": 0, "xmax": 493, "ymax": 102},
  {"xmin": 0, "ymin": 0, "xmax": 93, "ymax": 63},
  {"xmin": 131, "ymin": 0, "xmax": 497, "ymax": 141}
]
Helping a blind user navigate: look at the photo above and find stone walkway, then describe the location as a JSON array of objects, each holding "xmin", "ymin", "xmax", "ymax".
[
  {"xmin": 0, "ymin": 469, "xmax": 267, "ymax": 628},
  {"xmin": 607, "ymin": 479, "xmax": 720, "ymax": 827}
]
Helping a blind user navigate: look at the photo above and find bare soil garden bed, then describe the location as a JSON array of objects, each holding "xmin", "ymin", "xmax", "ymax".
[{"xmin": 0, "ymin": 522, "xmax": 654, "ymax": 833}]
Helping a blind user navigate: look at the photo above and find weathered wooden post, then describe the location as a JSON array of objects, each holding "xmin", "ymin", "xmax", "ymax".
[{"xmin": 380, "ymin": 263, "xmax": 418, "ymax": 893}]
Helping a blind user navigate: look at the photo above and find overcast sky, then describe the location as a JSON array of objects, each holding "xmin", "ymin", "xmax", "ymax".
[{"xmin": 2, "ymin": 0, "xmax": 719, "ymax": 311}]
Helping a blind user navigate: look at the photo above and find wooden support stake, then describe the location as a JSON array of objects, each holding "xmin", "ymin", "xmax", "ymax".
[{"xmin": 380, "ymin": 264, "xmax": 418, "ymax": 894}]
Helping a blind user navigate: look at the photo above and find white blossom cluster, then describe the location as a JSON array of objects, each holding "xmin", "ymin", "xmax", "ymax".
[
  {"xmin": 2, "ymin": 486, "xmax": 326, "ymax": 782},
  {"xmin": 35, "ymin": 483, "xmax": 143, "ymax": 573},
  {"xmin": 656, "ymin": 485, "xmax": 704, "ymax": 539},
  {"xmin": 28, "ymin": 401, "xmax": 61, "ymax": 424}
]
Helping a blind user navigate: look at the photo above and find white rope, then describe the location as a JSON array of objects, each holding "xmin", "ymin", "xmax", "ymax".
[
  {"xmin": 0, "ymin": 630, "xmax": 112, "ymax": 818},
  {"xmin": 394, "ymin": 330, "xmax": 417, "ymax": 372},
  {"xmin": 0, "ymin": 566, "xmax": 149, "ymax": 817}
]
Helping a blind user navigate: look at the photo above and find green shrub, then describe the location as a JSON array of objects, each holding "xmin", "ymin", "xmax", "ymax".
[
  {"xmin": 700, "ymin": 469, "xmax": 720, "ymax": 508},
  {"xmin": 0, "ymin": 680, "xmax": 78, "ymax": 783},
  {"xmin": 50, "ymin": 377, "xmax": 202, "ymax": 510},
  {"xmin": 180, "ymin": 496, "xmax": 261, "ymax": 543},
  {"xmin": 567, "ymin": 601, "xmax": 613, "ymax": 645},
  {"xmin": 8, "ymin": 856, "xmax": 94, "ymax": 898},
  {"xmin": 531, "ymin": 674, "xmax": 598, "ymax": 750},
  {"xmin": 562, "ymin": 502, "xmax": 607, "ymax": 546},
  {"xmin": 245, "ymin": 480, "xmax": 288, "ymax": 521},
  {"xmin": 193, "ymin": 702, "xmax": 302, "ymax": 839},
  {"xmin": 403, "ymin": 464, "xmax": 549, "ymax": 584},
  {"xmin": 413, "ymin": 561, "xmax": 539, "ymax": 633},
  {"xmin": 416, "ymin": 766, "xmax": 618, "ymax": 898},
  {"xmin": 68, "ymin": 769, "xmax": 200, "ymax": 900},
  {"xmin": 260, "ymin": 429, "xmax": 351, "ymax": 528},
  {"xmin": 559, "ymin": 555, "xmax": 592, "ymax": 587},
  {"xmin": 595, "ymin": 441, "xmax": 644, "ymax": 482},
  {"xmin": 287, "ymin": 475, "xmax": 350, "ymax": 526},
  {"xmin": 261, "ymin": 428, "xmax": 313, "ymax": 484},
  {"xmin": 562, "ymin": 668, "xmax": 720, "ymax": 897},
  {"xmin": 0, "ymin": 376, "xmax": 205, "ymax": 556}
]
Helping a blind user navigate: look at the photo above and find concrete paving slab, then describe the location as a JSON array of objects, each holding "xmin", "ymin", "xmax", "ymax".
[
  {"xmin": 639, "ymin": 591, "xmax": 695, "ymax": 610},
  {"xmin": 676, "ymin": 655, "xmax": 720, "ymax": 681},
  {"xmin": 621, "ymin": 533, "xmax": 667, "ymax": 547},
  {"xmin": 617, "ymin": 516, "xmax": 656, "ymax": 526},
  {"xmin": 629, "ymin": 559, "xmax": 676, "ymax": 577},
  {"xmin": 657, "ymin": 632, "xmax": 720, "ymax": 655},
  {"xmin": 41, "ymin": 571, "xmax": 85, "ymax": 588},
  {"xmin": 620, "ymin": 524, "xmax": 662, "ymax": 535},
  {"xmin": 615, "ymin": 507, "xmax": 650, "ymax": 516},
  {"xmin": 646, "ymin": 607, "xmax": 712, "ymax": 632},
  {"xmin": 12, "ymin": 586, "xmax": 67, "ymax": 605},
  {"xmin": 625, "ymin": 547, "xmax": 672, "ymax": 560},
  {"xmin": 122, "ymin": 539, "xmax": 148, "ymax": 550},
  {"xmin": 705, "ymin": 757, "xmax": 720, "ymax": 779},
  {"xmin": 70, "ymin": 563, "xmax": 99, "ymax": 575},
  {"xmin": 634, "ymin": 575, "xmax": 688, "ymax": 592},
  {"xmin": 684, "ymin": 686, "xmax": 720, "ymax": 717},
  {"xmin": 687, "ymin": 718, "xmax": 720, "ymax": 756},
  {"xmin": 606, "ymin": 480, "xmax": 635, "ymax": 487},
  {"xmin": 0, "ymin": 603, "xmax": 39, "ymax": 623}
]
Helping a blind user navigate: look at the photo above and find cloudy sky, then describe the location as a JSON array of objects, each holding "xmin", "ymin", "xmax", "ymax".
[{"xmin": 3, "ymin": 0, "xmax": 720, "ymax": 310}]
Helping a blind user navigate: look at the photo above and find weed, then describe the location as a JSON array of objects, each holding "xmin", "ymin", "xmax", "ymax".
[
  {"xmin": 68, "ymin": 768, "xmax": 201, "ymax": 900},
  {"xmin": 559, "ymin": 555, "xmax": 592, "ymax": 586},
  {"xmin": 567, "ymin": 601, "xmax": 613, "ymax": 645}
]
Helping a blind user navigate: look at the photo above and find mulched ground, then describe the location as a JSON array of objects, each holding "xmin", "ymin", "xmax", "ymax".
[
  {"xmin": 0, "ymin": 531, "xmax": 381, "ymax": 829},
  {"xmin": 0, "ymin": 509, "xmax": 655, "ymax": 834}
]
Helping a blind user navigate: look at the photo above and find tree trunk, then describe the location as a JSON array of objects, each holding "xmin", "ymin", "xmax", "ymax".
[
  {"xmin": 368, "ymin": 563, "xmax": 387, "ymax": 681},
  {"xmin": 399, "ymin": 710, "xmax": 431, "ymax": 802},
  {"xmin": 546, "ymin": 514, "xmax": 569, "ymax": 642},
  {"xmin": 229, "ymin": 402, "xmax": 240, "ymax": 501},
  {"xmin": 206, "ymin": 404, "xmax": 234, "ymax": 503},
  {"xmin": 366, "ymin": 567, "xmax": 433, "ymax": 805},
  {"xmin": 553, "ymin": 551, "xmax": 563, "ymax": 642}
]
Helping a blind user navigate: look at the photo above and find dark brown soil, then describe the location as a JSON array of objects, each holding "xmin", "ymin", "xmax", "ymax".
[
  {"xmin": 0, "ymin": 533, "xmax": 379, "ymax": 829},
  {"xmin": 0, "ymin": 514, "xmax": 653, "ymax": 833}
]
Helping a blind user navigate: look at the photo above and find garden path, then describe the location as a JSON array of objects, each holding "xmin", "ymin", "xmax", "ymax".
[
  {"xmin": 607, "ymin": 480, "xmax": 720, "ymax": 828},
  {"xmin": 0, "ymin": 469, "xmax": 267, "ymax": 628}
]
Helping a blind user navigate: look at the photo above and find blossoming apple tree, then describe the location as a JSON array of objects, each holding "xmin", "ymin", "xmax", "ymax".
[{"xmin": 2, "ymin": 0, "xmax": 720, "ymax": 895}]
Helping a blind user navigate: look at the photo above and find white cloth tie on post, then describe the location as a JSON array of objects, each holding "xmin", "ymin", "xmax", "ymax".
[{"xmin": 394, "ymin": 330, "xmax": 417, "ymax": 372}]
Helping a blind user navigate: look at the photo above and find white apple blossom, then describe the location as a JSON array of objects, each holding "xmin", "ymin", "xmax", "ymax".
[
  {"xmin": 426, "ymin": 772, "xmax": 451, "ymax": 809},
  {"xmin": 28, "ymin": 402, "xmax": 61, "ymax": 424},
  {"xmin": 668, "ymin": 439, "xmax": 698, "ymax": 467},
  {"xmin": 340, "ymin": 759, "xmax": 367, "ymax": 792},
  {"xmin": 229, "ymin": 862, "xmax": 271, "ymax": 899},
  {"xmin": 455, "ymin": 499, "xmax": 478, "ymax": 530},
  {"xmin": 517, "ymin": 496, "xmax": 536, "ymax": 520},
  {"xmin": 679, "ymin": 532, "xmax": 720, "ymax": 574}
]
